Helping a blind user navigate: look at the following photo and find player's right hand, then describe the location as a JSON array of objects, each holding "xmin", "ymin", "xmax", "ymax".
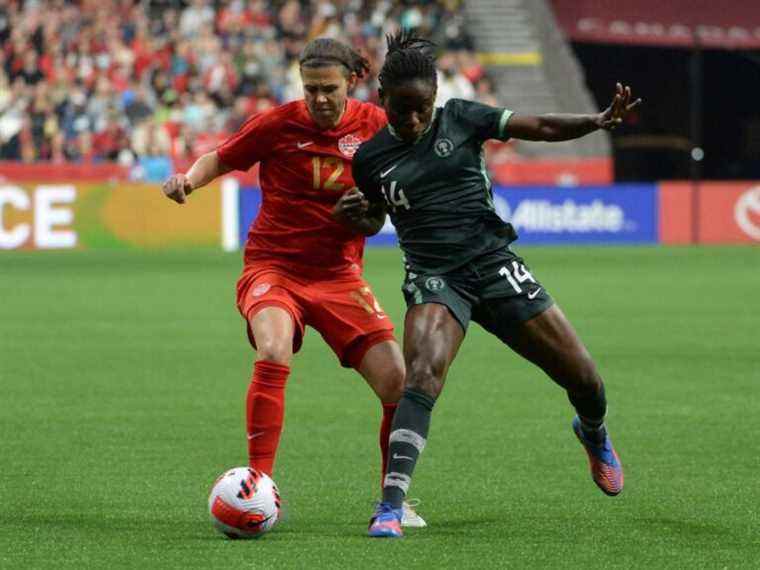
[
  {"xmin": 162, "ymin": 173, "xmax": 193, "ymax": 204},
  {"xmin": 332, "ymin": 187, "xmax": 369, "ymax": 223},
  {"xmin": 597, "ymin": 82, "xmax": 641, "ymax": 130}
]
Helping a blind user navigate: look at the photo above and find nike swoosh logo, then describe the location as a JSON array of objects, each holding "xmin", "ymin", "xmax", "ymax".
[
  {"xmin": 380, "ymin": 164, "xmax": 398, "ymax": 178},
  {"xmin": 297, "ymin": 141, "xmax": 314, "ymax": 149},
  {"xmin": 528, "ymin": 288, "xmax": 542, "ymax": 300},
  {"xmin": 247, "ymin": 432, "xmax": 265, "ymax": 440},
  {"xmin": 392, "ymin": 453, "xmax": 414, "ymax": 461}
]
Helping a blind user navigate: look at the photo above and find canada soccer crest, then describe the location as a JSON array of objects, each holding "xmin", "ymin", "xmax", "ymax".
[
  {"xmin": 252, "ymin": 283, "xmax": 271, "ymax": 297},
  {"xmin": 339, "ymin": 134, "xmax": 362, "ymax": 157}
]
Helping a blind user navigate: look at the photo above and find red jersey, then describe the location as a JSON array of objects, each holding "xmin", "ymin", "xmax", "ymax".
[{"xmin": 217, "ymin": 98, "xmax": 387, "ymax": 277}]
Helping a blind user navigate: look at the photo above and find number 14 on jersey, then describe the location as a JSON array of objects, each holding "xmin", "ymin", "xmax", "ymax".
[
  {"xmin": 381, "ymin": 181, "xmax": 411, "ymax": 212},
  {"xmin": 499, "ymin": 261, "xmax": 536, "ymax": 293}
]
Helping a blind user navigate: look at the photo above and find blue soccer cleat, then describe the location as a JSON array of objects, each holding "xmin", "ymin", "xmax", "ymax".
[
  {"xmin": 572, "ymin": 416, "xmax": 624, "ymax": 496},
  {"xmin": 368, "ymin": 502, "xmax": 404, "ymax": 538}
]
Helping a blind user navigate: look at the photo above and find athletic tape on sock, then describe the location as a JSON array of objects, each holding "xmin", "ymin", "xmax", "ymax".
[
  {"xmin": 383, "ymin": 472, "xmax": 411, "ymax": 493},
  {"xmin": 389, "ymin": 428, "xmax": 427, "ymax": 453}
]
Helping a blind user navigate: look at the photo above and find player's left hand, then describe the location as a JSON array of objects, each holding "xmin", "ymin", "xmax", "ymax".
[
  {"xmin": 332, "ymin": 187, "xmax": 369, "ymax": 223},
  {"xmin": 597, "ymin": 82, "xmax": 642, "ymax": 130}
]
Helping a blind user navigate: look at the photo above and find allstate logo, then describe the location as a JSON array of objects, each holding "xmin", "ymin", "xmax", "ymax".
[
  {"xmin": 425, "ymin": 277, "xmax": 446, "ymax": 292},
  {"xmin": 434, "ymin": 138, "xmax": 454, "ymax": 158},
  {"xmin": 734, "ymin": 186, "xmax": 760, "ymax": 241}
]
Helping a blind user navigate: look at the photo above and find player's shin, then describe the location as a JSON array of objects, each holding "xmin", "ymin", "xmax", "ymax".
[
  {"xmin": 568, "ymin": 383, "xmax": 607, "ymax": 443},
  {"xmin": 246, "ymin": 360, "xmax": 289, "ymax": 475},
  {"xmin": 382, "ymin": 388, "xmax": 436, "ymax": 508},
  {"xmin": 379, "ymin": 403, "xmax": 398, "ymax": 488}
]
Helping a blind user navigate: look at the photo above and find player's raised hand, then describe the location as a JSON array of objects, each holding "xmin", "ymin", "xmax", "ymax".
[
  {"xmin": 162, "ymin": 173, "xmax": 194, "ymax": 204},
  {"xmin": 332, "ymin": 187, "xmax": 369, "ymax": 223},
  {"xmin": 597, "ymin": 82, "xmax": 642, "ymax": 130}
]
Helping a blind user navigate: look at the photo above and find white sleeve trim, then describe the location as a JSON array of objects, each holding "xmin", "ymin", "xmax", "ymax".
[{"xmin": 498, "ymin": 109, "xmax": 514, "ymax": 140}]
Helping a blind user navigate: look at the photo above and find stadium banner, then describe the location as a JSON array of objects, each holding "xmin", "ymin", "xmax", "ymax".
[
  {"xmin": 237, "ymin": 184, "xmax": 658, "ymax": 247},
  {"xmin": 659, "ymin": 182, "xmax": 760, "ymax": 244},
  {"xmin": 550, "ymin": 0, "xmax": 760, "ymax": 49},
  {"xmin": 0, "ymin": 181, "xmax": 223, "ymax": 250},
  {"xmin": 489, "ymin": 185, "xmax": 658, "ymax": 245}
]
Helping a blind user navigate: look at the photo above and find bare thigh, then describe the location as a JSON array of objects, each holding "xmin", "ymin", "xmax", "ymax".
[{"xmin": 504, "ymin": 304, "xmax": 601, "ymax": 393}]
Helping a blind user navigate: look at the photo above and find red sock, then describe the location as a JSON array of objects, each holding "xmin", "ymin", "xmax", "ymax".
[
  {"xmin": 246, "ymin": 360, "xmax": 289, "ymax": 476},
  {"xmin": 379, "ymin": 403, "xmax": 398, "ymax": 489}
]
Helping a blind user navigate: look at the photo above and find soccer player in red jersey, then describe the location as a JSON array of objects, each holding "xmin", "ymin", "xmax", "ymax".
[{"xmin": 161, "ymin": 38, "xmax": 425, "ymax": 527}]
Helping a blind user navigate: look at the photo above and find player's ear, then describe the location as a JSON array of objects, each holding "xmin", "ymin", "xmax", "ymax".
[{"xmin": 347, "ymin": 71, "xmax": 358, "ymax": 90}]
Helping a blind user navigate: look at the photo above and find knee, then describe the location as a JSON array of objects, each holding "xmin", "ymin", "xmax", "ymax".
[
  {"xmin": 255, "ymin": 338, "xmax": 292, "ymax": 365},
  {"xmin": 406, "ymin": 358, "xmax": 445, "ymax": 399},
  {"xmin": 375, "ymin": 363, "xmax": 405, "ymax": 403}
]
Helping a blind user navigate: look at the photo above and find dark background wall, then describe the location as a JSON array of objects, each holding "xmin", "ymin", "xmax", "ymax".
[{"xmin": 573, "ymin": 43, "xmax": 760, "ymax": 181}]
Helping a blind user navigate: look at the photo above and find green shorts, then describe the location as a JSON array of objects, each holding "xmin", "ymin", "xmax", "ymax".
[{"xmin": 402, "ymin": 247, "xmax": 554, "ymax": 342}]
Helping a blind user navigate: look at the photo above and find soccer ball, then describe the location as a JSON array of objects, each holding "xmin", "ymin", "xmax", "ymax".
[{"xmin": 208, "ymin": 467, "xmax": 281, "ymax": 539}]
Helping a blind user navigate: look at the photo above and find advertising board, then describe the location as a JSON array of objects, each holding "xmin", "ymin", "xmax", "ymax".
[{"xmin": 0, "ymin": 182, "xmax": 222, "ymax": 250}]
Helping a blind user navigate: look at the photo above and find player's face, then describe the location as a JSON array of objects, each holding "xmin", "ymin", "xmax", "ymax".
[
  {"xmin": 301, "ymin": 65, "xmax": 356, "ymax": 129},
  {"xmin": 381, "ymin": 80, "xmax": 437, "ymax": 143}
]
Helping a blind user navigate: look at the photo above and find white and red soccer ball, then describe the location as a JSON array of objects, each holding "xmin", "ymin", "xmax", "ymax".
[{"xmin": 208, "ymin": 467, "xmax": 281, "ymax": 539}]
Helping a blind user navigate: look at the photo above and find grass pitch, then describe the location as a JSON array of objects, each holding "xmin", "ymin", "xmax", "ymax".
[{"xmin": 1, "ymin": 246, "xmax": 758, "ymax": 569}]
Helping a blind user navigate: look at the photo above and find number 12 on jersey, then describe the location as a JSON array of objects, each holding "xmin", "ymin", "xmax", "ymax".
[
  {"xmin": 312, "ymin": 157, "xmax": 345, "ymax": 191},
  {"xmin": 350, "ymin": 287, "xmax": 385, "ymax": 316}
]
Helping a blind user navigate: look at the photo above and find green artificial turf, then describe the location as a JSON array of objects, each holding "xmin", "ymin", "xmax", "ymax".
[{"xmin": 1, "ymin": 246, "xmax": 758, "ymax": 569}]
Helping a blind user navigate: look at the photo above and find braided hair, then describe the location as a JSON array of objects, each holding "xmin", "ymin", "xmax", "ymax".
[
  {"xmin": 299, "ymin": 38, "xmax": 371, "ymax": 79},
  {"xmin": 378, "ymin": 30, "xmax": 437, "ymax": 92}
]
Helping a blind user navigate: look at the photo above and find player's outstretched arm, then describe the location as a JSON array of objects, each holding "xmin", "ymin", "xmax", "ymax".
[
  {"xmin": 332, "ymin": 188, "xmax": 387, "ymax": 236},
  {"xmin": 161, "ymin": 151, "xmax": 233, "ymax": 204},
  {"xmin": 507, "ymin": 82, "xmax": 642, "ymax": 142}
]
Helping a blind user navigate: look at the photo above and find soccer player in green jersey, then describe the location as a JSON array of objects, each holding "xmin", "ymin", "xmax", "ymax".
[{"xmin": 331, "ymin": 31, "xmax": 642, "ymax": 538}]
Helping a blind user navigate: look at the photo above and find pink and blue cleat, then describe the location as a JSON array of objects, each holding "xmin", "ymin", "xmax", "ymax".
[
  {"xmin": 572, "ymin": 416, "xmax": 624, "ymax": 496},
  {"xmin": 368, "ymin": 502, "xmax": 404, "ymax": 538}
]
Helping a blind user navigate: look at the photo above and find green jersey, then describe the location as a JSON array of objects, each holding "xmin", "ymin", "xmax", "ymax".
[{"xmin": 353, "ymin": 98, "xmax": 517, "ymax": 274}]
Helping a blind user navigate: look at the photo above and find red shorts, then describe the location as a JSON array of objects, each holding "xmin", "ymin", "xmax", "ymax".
[{"xmin": 236, "ymin": 266, "xmax": 396, "ymax": 369}]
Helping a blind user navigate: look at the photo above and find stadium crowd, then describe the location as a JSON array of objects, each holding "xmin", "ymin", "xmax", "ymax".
[{"xmin": 0, "ymin": 0, "xmax": 497, "ymax": 177}]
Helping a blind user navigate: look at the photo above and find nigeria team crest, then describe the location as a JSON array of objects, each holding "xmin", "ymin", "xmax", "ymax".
[
  {"xmin": 434, "ymin": 138, "xmax": 454, "ymax": 158},
  {"xmin": 339, "ymin": 134, "xmax": 362, "ymax": 157},
  {"xmin": 425, "ymin": 277, "xmax": 446, "ymax": 292}
]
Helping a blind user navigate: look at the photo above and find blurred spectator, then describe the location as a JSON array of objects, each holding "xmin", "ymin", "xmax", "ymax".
[
  {"xmin": 179, "ymin": 0, "xmax": 215, "ymax": 39},
  {"xmin": 92, "ymin": 113, "xmax": 130, "ymax": 162},
  {"xmin": 436, "ymin": 52, "xmax": 475, "ymax": 106},
  {"xmin": 132, "ymin": 119, "xmax": 173, "ymax": 181},
  {"xmin": 0, "ymin": 0, "xmax": 498, "ymax": 165},
  {"xmin": 124, "ymin": 85, "xmax": 154, "ymax": 126}
]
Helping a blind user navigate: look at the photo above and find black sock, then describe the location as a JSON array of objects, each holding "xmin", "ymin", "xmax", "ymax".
[
  {"xmin": 568, "ymin": 384, "xmax": 607, "ymax": 444},
  {"xmin": 382, "ymin": 388, "xmax": 436, "ymax": 509}
]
